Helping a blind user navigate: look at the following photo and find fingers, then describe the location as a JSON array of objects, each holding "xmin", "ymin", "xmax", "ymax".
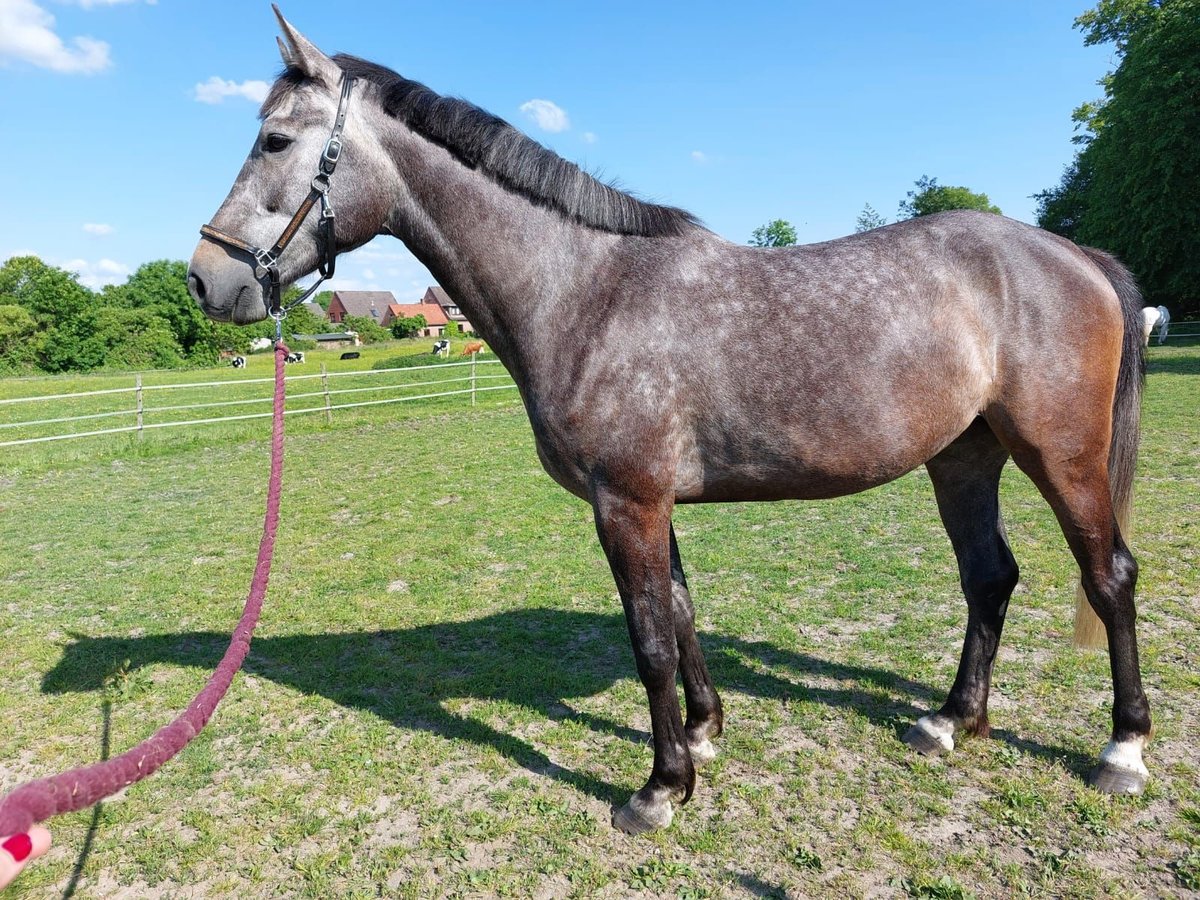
[{"xmin": 0, "ymin": 827, "xmax": 51, "ymax": 892}]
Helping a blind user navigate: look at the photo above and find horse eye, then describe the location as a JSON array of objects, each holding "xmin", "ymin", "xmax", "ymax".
[{"xmin": 264, "ymin": 133, "xmax": 292, "ymax": 153}]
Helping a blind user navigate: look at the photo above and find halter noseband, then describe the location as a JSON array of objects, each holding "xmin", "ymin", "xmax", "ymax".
[{"xmin": 200, "ymin": 74, "xmax": 355, "ymax": 325}]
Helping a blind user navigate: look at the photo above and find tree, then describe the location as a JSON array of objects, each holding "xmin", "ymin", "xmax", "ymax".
[
  {"xmin": 105, "ymin": 260, "xmax": 217, "ymax": 364},
  {"xmin": 0, "ymin": 304, "xmax": 41, "ymax": 372},
  {"xmin": 748, "ymin": 219, "xmax": 798, "ymax": 248},
  {"xmin": 391, "ymin": 314, "xmax": 427, "ymax": 339},
  {"xmin": 443, "ymin": 319, "xmax": 462, "ymax": 339},
  {"xmin": 1068, "ymin": 0, "xmax": 1199, "ymax": 313},
  {"xmin": 898, "ymin": 176, "xmax": 1001, "ymax": 219},
  {"xmin": 312, "ymin": 290, "xmax": 333, "ymax": 311},
  {"xmin": 1075, "ymin": 0, "xmax": 1166, "ymax": 50},
  {"xmin": 855, "ymin": 204, "xmax": 887, "ymax": 233},
  {"xmin": 0, "ymin": 255, "xmax": 92, "ymax": 327},
  {"xmin": 1033, "ymin": 154, "xmax": 1094, "ymax": 242},
  {"xmin": 40, "ymin": 306, "xmax": 183, "ymax": 372},
  {"xmin": 340, "ymin": 314, "xmax": 390, "ymax": 344},
  {"xmin": 1036, "ymin": 0, "xmax": 1199, "ymax": 314}
]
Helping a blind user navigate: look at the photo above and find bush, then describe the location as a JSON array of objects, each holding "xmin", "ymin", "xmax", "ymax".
[
  {"xmin": 341, "ymin": 315, "xmax": 390, "ymax": 344},
  {"xmin": 391, "ymin": 314, "xmax": 427, "ymax": 339}
]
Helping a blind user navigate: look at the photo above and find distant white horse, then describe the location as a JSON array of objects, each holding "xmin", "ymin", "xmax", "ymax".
[{"xmin": 1141, "ymin": 306, "xmax": 1170, "ymax": 345}]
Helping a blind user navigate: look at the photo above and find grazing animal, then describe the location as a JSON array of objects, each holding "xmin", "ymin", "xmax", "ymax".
[
  {"xmin": 432, "ymin": 339, "xmax": 450, "ymax": 357},
  {"xmin": 462, "ymin": 340, "xmax": 484, "ymax": 356},
  {"xmin": 1141, "ymin": 305, "xmax": 1170, "ymax": 345},
  {"xmin": 340, "ymin": 351, "xmax": 361, "ymax": 360},
  {"xmin": 188, "ymin": 13, "xmax": 1153, "ymax": 834},
  {"xmin": 231, "ymin": 356, "xmax": 247, "ymax": 369},
  {"xmin": 285, "ymin": 351, "xmax": 305, "ymax": 364}
]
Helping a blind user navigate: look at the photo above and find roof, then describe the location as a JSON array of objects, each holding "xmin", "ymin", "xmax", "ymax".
[
  {"xmin": 422, "ymin": 285, "xmax": 452, "ymax": 307},
  {"xmin": 301, "ymin": 301, "xmax": 326, "ymax": 319},
  {"xmin": 331, "ymin": 290, "xmax": 396, "ymax": 319},
  {"xmin": 387, "ymin": 303, "xmax": 449, "ymax": 326}
]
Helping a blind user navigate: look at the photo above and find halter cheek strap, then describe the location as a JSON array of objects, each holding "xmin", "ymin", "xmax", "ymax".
[{"xmin": 200, "ymin": 74, "xmax": 355, "ymax": 323}]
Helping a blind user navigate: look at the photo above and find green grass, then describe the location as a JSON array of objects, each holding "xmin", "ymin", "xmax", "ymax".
[{"xmin": 0, "ymin": 342, "xmax": 1197, "ymax": 897}]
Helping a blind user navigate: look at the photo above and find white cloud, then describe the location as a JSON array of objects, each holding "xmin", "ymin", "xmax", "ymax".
[
  {"xmin": 519, "ymin": 99, "xmax": 570, "ymax": 133},
  {"xmin": 690, "ymin": 150, "xmax": 708, "ymax": 164},
  {"xmin": 582, "ymin": 131, "xmax": 597, "ymax": 144},
  {"xmin": 194, "ymin": 76, "xmax": 270, "ymax": 105},
  {"xmin": 62, "ymin": 257, "xmax": 130, "ymax": 289},
  {"xmin": 83, "ymin": 222, "xmax": 113, "ymax": 236},
  {"xmin": 0, "ymin": 0, "xmax": 112, "ymax": 73}
]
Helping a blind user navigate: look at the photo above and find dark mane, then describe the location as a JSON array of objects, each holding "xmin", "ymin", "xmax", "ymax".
[{"xmin": 264, "ymin": 55, "xmax": 701, "ymax": 238}]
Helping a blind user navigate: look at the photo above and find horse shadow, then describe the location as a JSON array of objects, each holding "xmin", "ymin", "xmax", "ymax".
[{"xmin": 40, "ymin": 609, "xmax": 1091, "ymax": 805}]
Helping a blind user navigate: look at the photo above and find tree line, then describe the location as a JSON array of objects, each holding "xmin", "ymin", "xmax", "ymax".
[{"xmin": 0, "ymin": 256, "xmax": 347, "ymax": 375}]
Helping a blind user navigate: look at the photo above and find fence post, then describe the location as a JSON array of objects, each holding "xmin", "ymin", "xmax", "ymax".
[
  {"xmin": 321, "ymin": 363, "xmax": 333, "ymax": 424},
  {"xmin": 471, "ymin": 353, "xmax": 477, "ymax": 406},
  {"xmin": 135, "ymin": 374, "xmax": 144, "ymax": 437}
]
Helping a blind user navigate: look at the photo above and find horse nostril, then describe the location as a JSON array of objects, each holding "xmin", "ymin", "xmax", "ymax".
[{"xmin": 187, "ymin": 272, "xmax": 207, "ymax": 305}]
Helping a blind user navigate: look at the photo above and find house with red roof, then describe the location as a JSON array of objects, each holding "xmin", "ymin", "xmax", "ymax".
[
  {"xmin": 421, "ymin": 286, "xmax": 474, "ymax": 334},
  {"xmin": 382, "ymin": 300, "xmax": 449, "ymax": 336}
]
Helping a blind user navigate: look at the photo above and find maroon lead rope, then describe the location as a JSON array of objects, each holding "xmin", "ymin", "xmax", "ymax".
[{"xmin": 0, "ymin": 342, "xmax": 290, "ymax": 837}]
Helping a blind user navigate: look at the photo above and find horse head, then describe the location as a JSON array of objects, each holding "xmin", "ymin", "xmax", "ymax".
[{"xmin": 187, "ymin": 8, "xmax": 391, "ymax": 324}]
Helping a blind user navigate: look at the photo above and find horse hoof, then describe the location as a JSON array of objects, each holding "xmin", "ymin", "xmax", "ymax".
[
  {"xmin": 1088, "ymin": 761, "xmax": 1148, "ymax": 795},
  {"xmin": 903, "ymin": 718, "xmax": 954, "ymax": 757},
  {"xmin": 689, "ymin": 738, "xmax": 717, "ymax": 767},
  {"xmin": 612, "ymin": 794, "xmax": 673, "ymax": 835}
]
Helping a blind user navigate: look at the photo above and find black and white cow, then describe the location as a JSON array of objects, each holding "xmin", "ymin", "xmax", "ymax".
[
  {"xmin": 231, "ymin": 356, "xmax": 246, "ymax": 368},
  {"xmin": 432, "ymin": 339, "xmax": 450, "ymax": 357},
  {"xmin": 285, "ymin": 351, "xmax": 305, "ymax": 364}
]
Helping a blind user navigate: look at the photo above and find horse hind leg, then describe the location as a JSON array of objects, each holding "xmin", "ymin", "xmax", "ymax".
[
  {"xmin": 904, "ymin": 419, "xmax": 1019, "ymax": 756},
  {"xmin": 670, "ymin": 525, "xmax": 724, "ymax": 766},
  {"xmin": 1008, "ymin": 442, "xmax": 1152, "ymax": 794}
]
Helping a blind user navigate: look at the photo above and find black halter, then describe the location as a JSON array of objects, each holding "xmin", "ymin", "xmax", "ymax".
[{"xmin": 200, "ymin": 74, "xmax": 355, "ymax": 322}]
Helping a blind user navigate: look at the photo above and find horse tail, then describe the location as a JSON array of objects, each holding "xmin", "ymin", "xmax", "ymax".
[{"xmin": 1073, "ymin": 247, "xmax": 1146, "ymax": 648}]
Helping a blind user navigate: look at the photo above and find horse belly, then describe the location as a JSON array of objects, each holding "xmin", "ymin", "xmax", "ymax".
[{"xmin": 676, "ymin": 371, "xmax": 987, "ymax": 503}]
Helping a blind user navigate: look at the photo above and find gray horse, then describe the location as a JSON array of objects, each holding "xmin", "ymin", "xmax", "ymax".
[{"xmin": 188, "ymin": 11, "xmax": 1152, "ymax": 833}]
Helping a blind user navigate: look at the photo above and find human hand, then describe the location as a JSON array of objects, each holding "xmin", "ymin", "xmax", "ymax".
[{"xmin": 0, "ymin": 829, "xmax": 51, "ymax": 893}]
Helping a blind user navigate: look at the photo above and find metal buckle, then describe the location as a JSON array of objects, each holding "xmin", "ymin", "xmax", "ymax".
[
  {"xmin": 320, "ymin": 136, "xmax": 342, "ymax": 174},
  {"xmin": 253, "ymin": 248, "xmax": 277, "ymax": 278}
]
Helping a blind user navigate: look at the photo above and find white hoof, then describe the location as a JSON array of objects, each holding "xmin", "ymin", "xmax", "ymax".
[
  {"xmin": 688, "ymin": 738, "xmax": 717, "ymax": 767},
  {"xmin": 903, "ymin": 715, "xmax": 956, "ymax": 756},
  {"xmin": 612, "ymin": 790, "xmax": 674, "ymax": 834}
]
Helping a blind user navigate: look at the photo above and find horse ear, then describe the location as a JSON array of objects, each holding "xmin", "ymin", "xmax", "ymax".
[
  {"xmin": 272, "ymin": 5, "xmax": 339, "ymax": 83},
  {"xmin": 276, "ymin": 35, "xmax": 296, "ymax": 69}
]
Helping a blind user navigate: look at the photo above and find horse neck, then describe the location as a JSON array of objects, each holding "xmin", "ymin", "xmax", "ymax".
[{"xmin": 376, "ymin": 122, "xmax": 620, "ymax": 365}]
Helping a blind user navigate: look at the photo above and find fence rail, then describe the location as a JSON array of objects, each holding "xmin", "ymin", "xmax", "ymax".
[
  {"xmin": 0, "ymin": 357, "xmax": 516, "ymax": 448},
  {"xmin": 1158, "ymin": 318, "xmax": 1200, "ymax": 339}
]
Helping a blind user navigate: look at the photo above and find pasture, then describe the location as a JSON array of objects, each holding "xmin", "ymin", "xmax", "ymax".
[{"xmin": 1, "ymin": 341, "xmax": 1197, "ymax": 898}]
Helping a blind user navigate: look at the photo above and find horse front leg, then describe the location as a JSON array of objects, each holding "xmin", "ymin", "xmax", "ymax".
[{"xmin": 591, "ymin": 483, "xmax": 694, "ymax": 834}]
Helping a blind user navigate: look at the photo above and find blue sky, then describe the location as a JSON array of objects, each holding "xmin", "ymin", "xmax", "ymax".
[{"xmin": 0, "ymin": 0, "xmax": 1115, "ymax": 297}]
